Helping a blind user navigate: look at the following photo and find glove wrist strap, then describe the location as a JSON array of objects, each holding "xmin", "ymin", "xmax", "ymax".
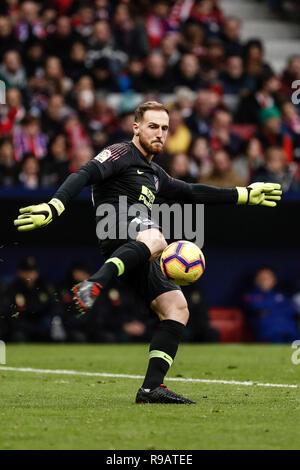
[
  {"xmin": 48, "ymin": 198, "xmax": 65, "ymax": 217},
  {"xmin": 236, "ymin": 187, "xmax": 249, "ymax": 205}
]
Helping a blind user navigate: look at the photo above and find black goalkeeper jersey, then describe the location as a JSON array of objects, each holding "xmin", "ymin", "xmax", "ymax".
[{"xmin": 53, "ymin": 141, "xmax": 238, "ymax": 221}]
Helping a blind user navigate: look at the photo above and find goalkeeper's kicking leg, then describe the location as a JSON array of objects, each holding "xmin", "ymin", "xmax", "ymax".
[
  {"xmin": 72, "ymin": 228, "xmax": 167, "ymax": 314},
  {"xmin": 135, "ymin": 290, "xmax": 195, "ymax": 405}
]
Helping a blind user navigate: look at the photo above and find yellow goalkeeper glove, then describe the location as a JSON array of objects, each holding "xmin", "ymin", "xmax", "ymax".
[
  {"xmin": 236, "ymin": 182, "xmax": 282, "ymax": 207},
  {"xmin": 14, "ymin": 198, "xmax": 65, "ymax": 232}
]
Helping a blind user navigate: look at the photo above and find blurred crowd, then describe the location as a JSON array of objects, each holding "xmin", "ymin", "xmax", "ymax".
[
  {"xmin": 0, "ymin": 256, "xmax": 299, "ymax": 343},
  {"xmin": 1, "ymin": 0, "xmax": 300, "ymax": 192},
  {"xmin": 0, "ymin": 256, "xmax": 219, "ymax": 343}
]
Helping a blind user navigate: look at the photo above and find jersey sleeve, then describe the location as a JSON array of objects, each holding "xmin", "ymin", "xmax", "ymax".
[
  {"xmin": 91, "ymin": 143, "xmax": 131, "ymax": 180},
  {"xmin": 157, "ymin": 166, "xmax": 238, "ymax": 204},
  {"xmin": 53, "ymin": 143, "xmax": 131, "ymax": 207}
]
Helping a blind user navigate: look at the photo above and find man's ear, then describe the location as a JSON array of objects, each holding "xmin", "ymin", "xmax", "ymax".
[{"xmin": 133, "ymin": 122, "xmax": 139, "ymax": 136}]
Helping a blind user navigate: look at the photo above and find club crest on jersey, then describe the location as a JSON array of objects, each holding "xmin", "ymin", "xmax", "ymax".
[
  {"xmin": 153, "ymin": 175, "xmax": 159, "ymax": 191},
  {"xmin": 94, "ymin": 149, "xmax": 111, "ymax": 163}
]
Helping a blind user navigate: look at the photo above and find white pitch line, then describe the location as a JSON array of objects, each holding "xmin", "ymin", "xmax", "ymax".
[{"xmin": 0, "ymin": 366, "xmax": 298, "ymax": 389}]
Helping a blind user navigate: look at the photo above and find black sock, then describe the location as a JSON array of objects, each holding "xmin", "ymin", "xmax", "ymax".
[
  {"xmin": 142, "ymin": 319, "xmax": 185, "ymax": 390},
  {"xmin": 88, "ymin": 240, "xmax": 151, "ymax": 288}
]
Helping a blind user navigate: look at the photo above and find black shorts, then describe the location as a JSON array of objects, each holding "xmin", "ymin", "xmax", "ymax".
[{"xmin": 97, "ymin": 215, "xmax": 181, "ymax": 305}]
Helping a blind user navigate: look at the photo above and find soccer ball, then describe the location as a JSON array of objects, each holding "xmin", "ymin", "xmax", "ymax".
[{"xmin": 160, "ymin": 240, "xmax": 205, "ymax": 286}]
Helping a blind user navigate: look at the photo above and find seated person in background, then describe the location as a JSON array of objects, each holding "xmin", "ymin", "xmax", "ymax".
[
  {"xmin": 57, "ymin": 261, "xmax": 93, "ymax": 342},
  {"xmin": 17, "ymin": 154, "xmax": 41, "ymax": 190},
  {"xmin": 182, "ymin": 284, "xmax": 219, "ymax": 342},
  {"xmin": 88, "ymin": 281, "xmax": 155, "ymax": 343},
  {"xmin": 0, "ymin": 281, "xmax": 9, "ymax": 341},
  {"xmin": 281, "ymin": 101, "xmax": 300, "ymax": 162},
  {"xmin": 165, "ymin": 107, "xmax": 192, "ymax": 155},
  {"xmin": 1, "ymin": 256, "xmax": 62, "ymax": 342},
  {"xmin": 251, "ymin": 146, "xmax": 299, "ymax": 192},
  {"xmin": 235, "ymin": 69, "xmax": 280, "ymax": 125},
  {"xmin": 233, "ymin": 137, "xmax": 265, "ymax": 183},
  {"xmin": 209, "ymin": 108, "xmax": 244, "ymax": 157},
  {"xmin": 243, "ymin": 267, "xmax": 299, "ymax": 343},
  {"xmin": 218, "ymin": 54, "xmax": 255, "ymax": 96},
  {"xmin": 0, "ymin": 138, "xmax": 17, "ymax": 187},
  {"xmin": 199, "ymin": 148, "xmax": 246, "ymax": 188},
  {"xmin": 256, "ymin": 106, "xmax": 294, "ymax": 163},
  {"xmin": 168, "ymin": 152, "xmax": 197, "ymax": 183}
]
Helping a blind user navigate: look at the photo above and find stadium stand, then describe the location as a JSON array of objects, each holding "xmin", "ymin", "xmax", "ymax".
[{"xmin": 1, "ymin": 0, "xmax": 300, "ymax": 343}]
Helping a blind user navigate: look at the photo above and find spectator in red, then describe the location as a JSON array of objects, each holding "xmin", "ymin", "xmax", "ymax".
[
  {"xmin": 257, "ymin": 106, "xmax": 294, "ymax": 162},
  {"xmin": 190, "ymin": 0, "xmax": 224, "ymax": 36},
  {"xmin": 50, "ymin": 0, "xmax": 75, "ymax": 16},
  {"xmin": 0, "ymin": 88, "xmax": 25, "ymax": 136},
  {"xmin": 146, "ymin": 0, "xmax": 170, "ymax": 49},
  {"xmin": 64, "ymin": 115, "xmax": 91, "ymax": 160}
]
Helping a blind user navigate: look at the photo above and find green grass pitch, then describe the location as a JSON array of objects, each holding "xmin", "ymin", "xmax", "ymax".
[{"xmin": 0, "ymin": 343, "xmax": 299, "ymax": 450}]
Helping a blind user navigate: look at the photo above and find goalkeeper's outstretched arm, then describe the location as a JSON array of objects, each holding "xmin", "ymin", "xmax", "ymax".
[
  {"xmin": 158, "ymin": 169, "xmax": 282, "ymax": 207},
  {"xmin": 14, "ymin": 160, "xmax": 102, "ymax": 232}
]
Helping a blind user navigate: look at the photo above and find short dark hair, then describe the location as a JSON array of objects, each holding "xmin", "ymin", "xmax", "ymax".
[{"xmin": 134, "ymin": 101, "xmax": 169, "ymax": 122}]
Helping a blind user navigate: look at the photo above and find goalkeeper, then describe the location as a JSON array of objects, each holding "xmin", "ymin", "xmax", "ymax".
[{"xmin": 14, "ymin": 101, "xmax": 282, "ymax": 404}]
